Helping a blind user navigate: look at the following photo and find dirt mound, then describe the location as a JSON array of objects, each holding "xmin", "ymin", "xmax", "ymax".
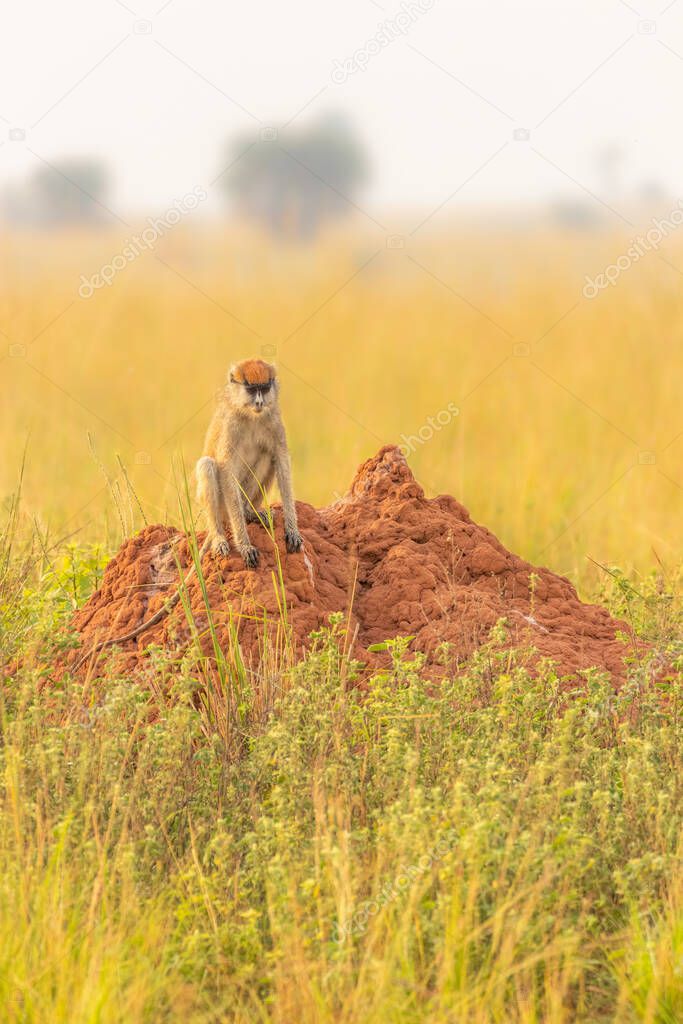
[{"xmin": 65, "ymin": 446, "xmax": 639, "ymax": 683}]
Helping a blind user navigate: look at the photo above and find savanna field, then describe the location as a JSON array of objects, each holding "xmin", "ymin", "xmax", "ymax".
[{"xmin": 1, "ymin": 222, "xmax": 682, "ymax": 1022}]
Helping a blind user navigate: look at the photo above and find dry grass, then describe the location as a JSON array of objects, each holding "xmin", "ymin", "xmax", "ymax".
[
  {"xmin": 1, "ymin": 221, "xmax": 682, "ymax": 589},
  {"xmin": 1, "ymin": 221, "xmax": 682, "ymax": 1022}
]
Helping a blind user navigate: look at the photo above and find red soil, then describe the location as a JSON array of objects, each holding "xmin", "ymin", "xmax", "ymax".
[{"xmin": 65, "ymin": 446, "xmax": 639, "ymax": 683}]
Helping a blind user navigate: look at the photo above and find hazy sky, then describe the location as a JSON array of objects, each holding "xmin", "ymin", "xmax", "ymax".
[{"xmin": 2, "ymin": 0, "xmax": 683, "ymax": 216}]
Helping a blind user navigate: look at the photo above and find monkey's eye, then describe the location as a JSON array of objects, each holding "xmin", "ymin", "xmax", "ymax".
[{"xmin": 244, "ymin": 382, "xmax": 272, "ymax": 396}]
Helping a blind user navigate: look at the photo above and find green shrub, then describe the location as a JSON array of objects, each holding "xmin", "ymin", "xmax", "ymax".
[{"xmin": 0, "ymin": 544, "xmax": 681, "ymax": 1022}]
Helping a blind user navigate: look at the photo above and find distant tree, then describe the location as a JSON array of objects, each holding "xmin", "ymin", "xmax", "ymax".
[
  {"xmin": 595, "ymin": 142, "xmax": 625, "ymax": 201},
  {"xmin": 224, "ymin": 113, "xmax": 368, "ymax": 240},
  {"xmin": 32, "ymin": 159, "xmax": 110, "ymax": 224},
  {"xmin": 2, "ymin": 159, "xmax": 110, "ymax": 226}
]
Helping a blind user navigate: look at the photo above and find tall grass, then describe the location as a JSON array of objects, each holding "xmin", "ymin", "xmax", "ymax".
[
  {"xmin": 2, "ymin": 224, "xmax": 682, "ymax": 589},
  {"xmin": 1, "ymin": 224, "xmax": 682, "ymax": 1021},
  {"xmin": 0, "ymin": 529, "xmax": 682, "ymax": 1022}
]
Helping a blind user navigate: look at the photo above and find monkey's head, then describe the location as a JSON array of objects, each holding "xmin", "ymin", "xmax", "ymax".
[{"xmin": 228, "ymin": 359, "xmax": 278, "ymax": 415}]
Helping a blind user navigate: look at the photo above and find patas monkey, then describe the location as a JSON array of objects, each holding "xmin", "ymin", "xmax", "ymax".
[
  {"xmin": 196, "ymin": 357, "xmax": 303, "ymax": 566},
  {"xmin": 74, "ymin": 358, "xmax": 302, "ymax": 672}
]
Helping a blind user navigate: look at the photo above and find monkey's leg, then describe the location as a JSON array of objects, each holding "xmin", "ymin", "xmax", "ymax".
[
  {"xmin": 243, "ymin": 464, "xmax": 275, "ymax": 528},
  {"xmin": 219, "ymin": 467, "xmax": 260, "ymax": 568},
  {"xmin": 196, "ymin": 456, "xmax": 230, "ymax": 556},
  {"xmin": 274, "ymin": 446, "xmax": 303, "ymax": 553}
]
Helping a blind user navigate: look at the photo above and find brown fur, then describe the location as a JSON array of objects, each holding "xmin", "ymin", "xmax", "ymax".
[{"xmin": 231, "ymin": 359, "xmax": 275, "ymax": 386}]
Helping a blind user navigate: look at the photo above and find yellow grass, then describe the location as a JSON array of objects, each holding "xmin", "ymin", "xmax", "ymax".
[
  {"xmin": 1, "ymin": 222, "xmax": 682, "ymax": 1022},
  {"xmin": 1, "ymin": 222, "xmax": 681, "ymax": 588}
]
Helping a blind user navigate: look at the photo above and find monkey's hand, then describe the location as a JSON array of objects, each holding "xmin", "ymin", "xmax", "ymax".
[
  {"xmin": 240, "ymin": 543, "xmax": 260, "ymax": 569},
  {"xmin": 284, "ymin": 526, "xmax": 303, "ymax": 553},
  {"xmin": 245, "ymin": 508, "xmax": 272, "ymax": 529},
  {"xmin": 211, "ymin": 538, "xmax": 231, "ymax": 557}
]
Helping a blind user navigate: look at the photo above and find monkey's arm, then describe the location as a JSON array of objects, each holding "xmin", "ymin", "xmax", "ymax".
[
  {"xmin": 72, "ymin": 536, "xmax": 209, "ymax": 672},
  {"xmin": 274, "ymin": 433, "xmax": 303, "ymax": 553}
]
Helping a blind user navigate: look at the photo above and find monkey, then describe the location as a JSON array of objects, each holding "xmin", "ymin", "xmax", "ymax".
[
  {"xmin": 73, "ymin": 358, "xmax": 303, "ymax": 673},
  {"xmin": 195, "ymin": 357, "xmax": 303, "ymax": 566}
]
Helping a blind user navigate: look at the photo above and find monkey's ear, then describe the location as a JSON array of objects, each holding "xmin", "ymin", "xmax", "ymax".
[{"xmin": 228, "ymin": 364, "xmax": 239, "ymax": 384}]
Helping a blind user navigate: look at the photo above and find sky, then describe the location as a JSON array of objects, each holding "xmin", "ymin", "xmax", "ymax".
[{"xmin": 1, "ymin": 0, "xmax": 683, "ymax": 216}]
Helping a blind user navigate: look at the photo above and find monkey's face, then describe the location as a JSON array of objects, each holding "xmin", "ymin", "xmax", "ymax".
[
  {"xmin": 228, "ymin": 377, "xmax": 277, "ymax": 414},
  {"xmin": 243, "ymin": 379, "xmax": 276, "ymax": 414}
]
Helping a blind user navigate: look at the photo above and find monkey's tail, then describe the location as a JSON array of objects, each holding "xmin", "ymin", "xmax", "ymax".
[{"xmin": 72, "ymin": 536, "xmax": 210, "ymax": 673}]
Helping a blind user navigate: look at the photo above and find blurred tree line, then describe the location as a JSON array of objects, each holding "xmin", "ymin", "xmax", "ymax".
[{"xmin": 1, "ymin": 112, "xmax": 368, "ymax": 238}]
